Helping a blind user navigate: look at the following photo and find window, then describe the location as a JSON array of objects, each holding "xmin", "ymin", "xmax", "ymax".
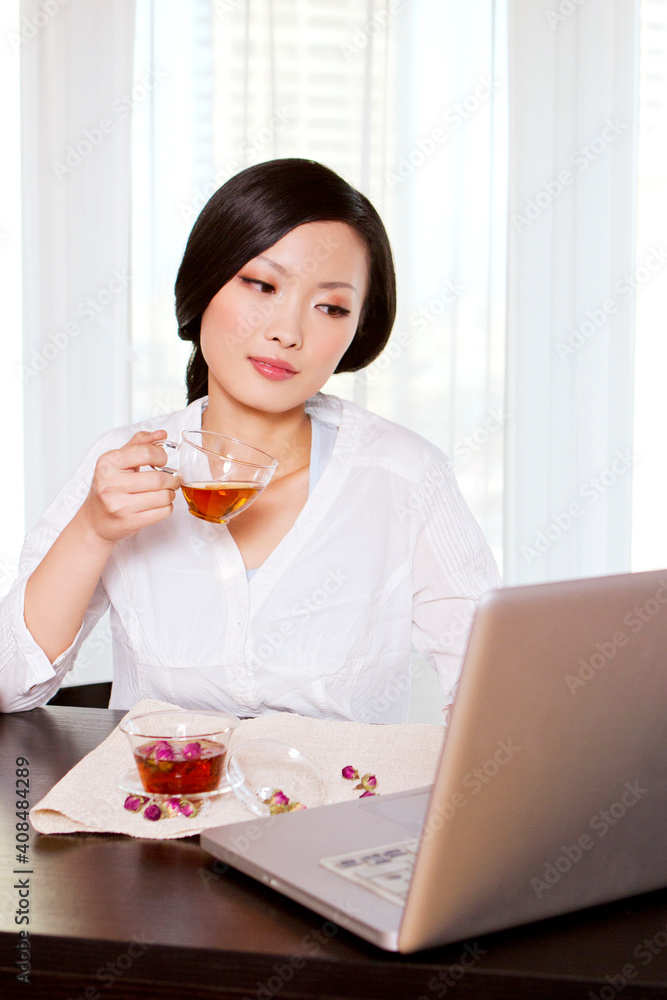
[{"xmin": 130, "ymin": 0, "xmax": 507, "ymax": 571}]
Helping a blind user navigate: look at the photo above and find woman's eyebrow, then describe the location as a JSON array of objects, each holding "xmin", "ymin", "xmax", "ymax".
[
  {"xmin": 317, "ymin": 280, "xmax": 357, "ymax": 292},
  {"xmin": 255, "ymin": 255, "xmax": 286, "ymax": 273},
  {"xmin": 255, "ymin": 256, "xmax": 357, "ymax": 293}
]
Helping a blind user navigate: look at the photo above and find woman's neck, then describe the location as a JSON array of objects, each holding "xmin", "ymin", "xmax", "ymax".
[{"xmin": 200, "ymin": 391, "xmax": 312, "ymax": 481}]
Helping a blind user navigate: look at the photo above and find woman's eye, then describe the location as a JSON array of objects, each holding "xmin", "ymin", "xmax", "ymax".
[
  {"xmin": 318, "ymin": 304, "xmax": 351, "ymax": 317},
  {"xmin": 241, "ymin": 277, "xmax": 274, "ymax": 293}
]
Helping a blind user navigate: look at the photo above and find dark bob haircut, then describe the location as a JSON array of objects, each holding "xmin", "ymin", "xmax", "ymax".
[{"xmin": 175, "ymin": 158, "xmax": 396, "ymax": 404}]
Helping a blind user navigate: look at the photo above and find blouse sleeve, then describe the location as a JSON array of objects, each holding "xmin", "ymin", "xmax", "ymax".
[
  {"xmin": 0, "ymin": 435, "xmax": 117, "ymax": 713},
  {"xmin": 410, "ymin": 450, "xmax": 501, "ymax": 721}
]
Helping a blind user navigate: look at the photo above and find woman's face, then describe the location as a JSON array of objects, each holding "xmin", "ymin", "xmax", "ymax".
[{"xmin": 199, "ymin": 221, "xmax": 369, "ymax": 415}]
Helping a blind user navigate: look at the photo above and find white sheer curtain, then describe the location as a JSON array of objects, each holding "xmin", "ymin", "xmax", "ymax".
[
  {"xmin": 20, "ymin": 0, "xmax": 136, "ymax": 529},
  {"xmin": 633, "ymin": 0, "xmax": 667, "ymax": 571},
  {"xmin": 0, "ymin": 1, "xmax": 23, "ymax": 605},
  {"xmin": 18, "ymin": 0, "xmax": 136, "ymax": 684},
  {"xmin": 505, "ymin": 0, "xmax": 640, "ymax": 584}
]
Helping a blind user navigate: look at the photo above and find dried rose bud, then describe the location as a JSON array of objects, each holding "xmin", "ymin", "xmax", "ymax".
[
  {"xmin": 354, "ymin": 774, "xmax": 378, "ymax": 792},
  {"xmin": 124, "ymin": 794, "xmax": 149, "ymax": 813},
  {"xmin": 270, "ymin": 789, "xmax": 290, "ymax": 807},
  {"xmin": 177, "ymin": 799, "xmax": 200, "ymax": 818},
  {"xmin": 154, "ymin": 741, "xmax": 175, "ymax": 761},
  {"xmin": 359, "ymin": 790, "xmax": 376, "ymax": 798},
  {"xmin": 163, "ymin": 797, "xmax": 182, "ymax": 818},
  {"xmin": 143, "ymin": 802, "xmax": 163, "ymax": 821},
  {"xmin": 182, "ymin": 742, "xmax": 202, "ymax": 760},
  {"xmin": 342, "ymin": 765, "xmax": 359, "ymax": 781},
  {"xmin": 269, "ymin": 803, "xmax": 288, "ymax": 815}
]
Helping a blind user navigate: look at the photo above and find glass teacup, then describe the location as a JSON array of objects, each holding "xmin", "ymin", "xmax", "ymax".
[{"xmin": 158, "ymin": 431, "xmax": 278, "ymax": 524}]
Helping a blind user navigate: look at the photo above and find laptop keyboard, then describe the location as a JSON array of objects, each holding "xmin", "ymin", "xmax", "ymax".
[{"xmin": 319, "ymin": 839, "xmax": 419, "ymax": 907}]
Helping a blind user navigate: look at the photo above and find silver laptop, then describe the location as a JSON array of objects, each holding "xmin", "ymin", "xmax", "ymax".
[{"xmin": 202, "ymin": 569, "xmax": 667, "ymax": 952}]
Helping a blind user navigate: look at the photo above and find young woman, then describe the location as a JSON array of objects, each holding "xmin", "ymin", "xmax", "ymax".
[{"xmin": 0, "ymin": 159, "xmax": 500, "ymax": 721}]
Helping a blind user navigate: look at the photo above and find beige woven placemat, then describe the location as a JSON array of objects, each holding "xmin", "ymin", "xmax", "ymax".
[{"xmin": 30, "ymin": 699, "xmax": 445, "ymax": 839}]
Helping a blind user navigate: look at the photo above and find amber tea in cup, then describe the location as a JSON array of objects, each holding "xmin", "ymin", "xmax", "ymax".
[
  {"xmin": 120, "ymin": 710, "xmax": 239, "ymax": 795},
  {"xmin": 157, "ymin": 431, "xmax": 277, "ymax": 524}
]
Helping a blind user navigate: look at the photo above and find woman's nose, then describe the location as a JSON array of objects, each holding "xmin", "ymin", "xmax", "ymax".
[{"xmin": 263, "ymin": 297, "xmax": 303, "ymax": 349}]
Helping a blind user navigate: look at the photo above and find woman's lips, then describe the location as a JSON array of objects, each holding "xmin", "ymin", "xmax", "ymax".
[{"xmin": 249, "ymin": 357, "xmax": 298, "ymax": 381}]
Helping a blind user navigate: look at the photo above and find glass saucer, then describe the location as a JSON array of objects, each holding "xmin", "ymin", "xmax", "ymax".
[
  {"xmin": 225, "ymin": 740, "xmax": 325, "ymax": 817},
  {"xmin": 117, "ymin": 768, "xmax": 231, "ymax": 804}
]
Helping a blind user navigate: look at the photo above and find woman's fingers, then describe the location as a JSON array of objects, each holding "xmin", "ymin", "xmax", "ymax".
[
  {"xmin": 106, "ymin": 469, "xmax": 179, "ymax": 494},
  {"xmin": 81, "ymin": 430, "xmax": 181, "ymax": 542},
  {"xmin": 100, "ymin": 431, "xmax": 171, "ymax": 474},
  {"xmin": 101, "ymin": 489, "xmax": 177, "ymax": 516}
]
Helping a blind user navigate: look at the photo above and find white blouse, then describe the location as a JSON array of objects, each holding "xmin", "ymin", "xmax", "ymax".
[{"xmin": 0, "ymin": 393, "xmax": 501, "ymax": 721}]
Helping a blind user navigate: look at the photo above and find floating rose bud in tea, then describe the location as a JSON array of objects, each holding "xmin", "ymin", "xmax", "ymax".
[
  {"xmin": 154, "ymin": 741, "xmax": 175, "ymax": 762},
  {"xmin": 133, "ymin": 737, "xmax": 227, "ymax": 795}
]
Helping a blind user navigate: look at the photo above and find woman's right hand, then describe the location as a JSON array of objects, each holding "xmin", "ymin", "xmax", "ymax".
[{"xmin": 77, "ymin": 430, "xmax": 180, "ymax": 545}]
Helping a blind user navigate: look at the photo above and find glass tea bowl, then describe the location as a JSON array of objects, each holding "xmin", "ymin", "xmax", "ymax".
[
  {"xmin": 119, "ymin": 710, "xmax": 239, "ymax": 797},
  {"xmin": 225, "ymin": 739, "xmax": 325, "ymax": 817},
  {"xmin": 158, "ymin": 431, "xmax": 278, "ymax": 525}
]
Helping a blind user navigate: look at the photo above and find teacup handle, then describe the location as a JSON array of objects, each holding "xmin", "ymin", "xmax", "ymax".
[{"xmin": 152, "ymin": 439, "xmax": 180, "ymax": 476}]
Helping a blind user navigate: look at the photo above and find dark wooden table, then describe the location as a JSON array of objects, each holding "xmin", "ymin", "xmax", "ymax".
[{"xmin": 1, "ymin": 706, "xmax": 666, "ymax": 999}]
